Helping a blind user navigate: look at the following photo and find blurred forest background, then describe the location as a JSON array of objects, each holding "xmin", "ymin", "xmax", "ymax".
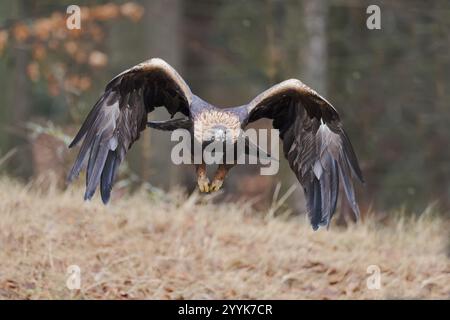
[{"xmin": 0, "ymin": 0, "xmax": 449, "ymax": 217}]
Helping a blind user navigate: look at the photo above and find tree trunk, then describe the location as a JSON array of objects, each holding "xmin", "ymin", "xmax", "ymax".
[
  {"xmin": 301, "ymin": 0, "xmax": 329, "ymax": 94},
  {"xmin": 144, "ymin": 0, "xmax": 184, "ymax": 189},
  {"xmin": 291, "ymin": 0, "xmax": 329, "ymax": 214},
  {"xmin": 10, "ymin": 0, "xmax": 32, "ymax": 178}
]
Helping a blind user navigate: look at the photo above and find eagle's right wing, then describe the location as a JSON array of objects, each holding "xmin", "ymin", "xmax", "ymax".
[
  {"xmin": 68, "ymin": 58, "xmax": 193, "ymax": 203},
  {"xmin": 244, "ymin": 79, "xmax": 363, "ymax": 230}
]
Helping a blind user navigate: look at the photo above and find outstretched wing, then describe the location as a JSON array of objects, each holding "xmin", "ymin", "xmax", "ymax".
[
  {"xmin": 68, "ymin": 58, "xmax": 193, "ymax": 203},
  {"xmin": 244, "ymin": 79, "xmax": 363, "ymax": 230}
]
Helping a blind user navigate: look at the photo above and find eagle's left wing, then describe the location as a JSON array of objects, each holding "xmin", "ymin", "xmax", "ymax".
[
  {"xmin": 244, "ymin": 79, "xmax": 363, "ymax": 230},
  {"xmin": 68, "ymin": 58, "xmax": 193, "ymax": 203}
]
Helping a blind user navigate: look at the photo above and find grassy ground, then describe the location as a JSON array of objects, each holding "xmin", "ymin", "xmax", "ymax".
[{"xmin": 0, "ymin": 177, "xmax": 448, "ymax": 299}]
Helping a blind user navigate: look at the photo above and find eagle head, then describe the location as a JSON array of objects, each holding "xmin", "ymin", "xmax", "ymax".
[
  {"xmin": 194, "ymin": 110, "xmax": 242, "ymax": 144},
  {"xmin": 203, "ymin": 125, "xmax": 229, "ymax": 143}
]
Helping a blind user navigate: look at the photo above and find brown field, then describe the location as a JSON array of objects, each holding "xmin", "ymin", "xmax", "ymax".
[{"xmin": 0, "ymin": 177, "xmax": 448, "ymax": 299}]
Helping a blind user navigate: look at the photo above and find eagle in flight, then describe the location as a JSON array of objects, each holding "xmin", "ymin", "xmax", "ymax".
[{"xmin": 68, "ymin": 58, "xmax": 363, "ymax": 229}]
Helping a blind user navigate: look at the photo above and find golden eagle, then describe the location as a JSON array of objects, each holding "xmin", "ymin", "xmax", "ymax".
[{"xmin": 68, "ymin": 58, "xmax": 363, "ymax": 229}]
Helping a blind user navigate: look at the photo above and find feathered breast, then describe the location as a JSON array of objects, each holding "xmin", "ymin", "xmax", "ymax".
[{"xmin": 193, "ymin": 110, "xmax": 241, "ymax": 142}]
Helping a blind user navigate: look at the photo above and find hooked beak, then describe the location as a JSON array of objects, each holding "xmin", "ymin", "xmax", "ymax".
[{"xmin": 214, "ymin": 129, "xmax": 226, "ymax": 142}]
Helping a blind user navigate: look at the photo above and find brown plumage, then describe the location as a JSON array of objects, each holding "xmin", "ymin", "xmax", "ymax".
[
  {"xmin": 245, "ymin": 79, "xmax": 363, "ymax": 229},
  {"xmin": 68, "ymin": 58, "xmax": 363, "ymax": 230}
]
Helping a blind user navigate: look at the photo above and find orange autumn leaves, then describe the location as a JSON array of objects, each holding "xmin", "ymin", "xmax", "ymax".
[
  {"xmin": 0, "ymin": 30, "xmax": 8, "ymax": 55},
  {"xmin": 3, "ymin": 3, "xmax": 144, "ymax": 44},
  {"xmin": 86, "ymin": 2, "xmax": 144, "ymax": 22},
  {"xmin": 0, "ymin": 2, "xmax": 144, "ymax": 96}
]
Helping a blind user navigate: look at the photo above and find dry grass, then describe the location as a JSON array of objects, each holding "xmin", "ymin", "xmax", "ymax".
[{"xmin": 0, "ymin": 177, "xmax": 448, "ymax": 300}]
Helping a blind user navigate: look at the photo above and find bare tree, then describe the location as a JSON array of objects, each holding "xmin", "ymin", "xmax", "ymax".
[
  {"xmin": 301, "ymin": 0, "xmax": 328, "ymax": 94},
  {"xmin": 144, "ymin": 0, "xmax": 184, "ymax": 189},
  {"xmin": 290, "ymin": 0, "xmax": 329, "ymax": 215},
  {"xmin": 10, "ymin": 0, "xmax": 33, "ymax": 177}
]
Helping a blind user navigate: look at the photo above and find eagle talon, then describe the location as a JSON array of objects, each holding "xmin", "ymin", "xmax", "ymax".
[
  {"xmin": 197, "ymin": 176, "xmax": 210, "ymax": 193},
  {"xmin": 210, "ymin": 179, "xmax": 223, "ymax": 192}
]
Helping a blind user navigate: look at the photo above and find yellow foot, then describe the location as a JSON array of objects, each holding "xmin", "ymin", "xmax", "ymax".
[
  {"xmin": 210, "ymin": 179, "xmax": 223, "ymax": 192},
  {"xmin": 197, "ymin": 176, "xmax": 210, "ymax": 193}
]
